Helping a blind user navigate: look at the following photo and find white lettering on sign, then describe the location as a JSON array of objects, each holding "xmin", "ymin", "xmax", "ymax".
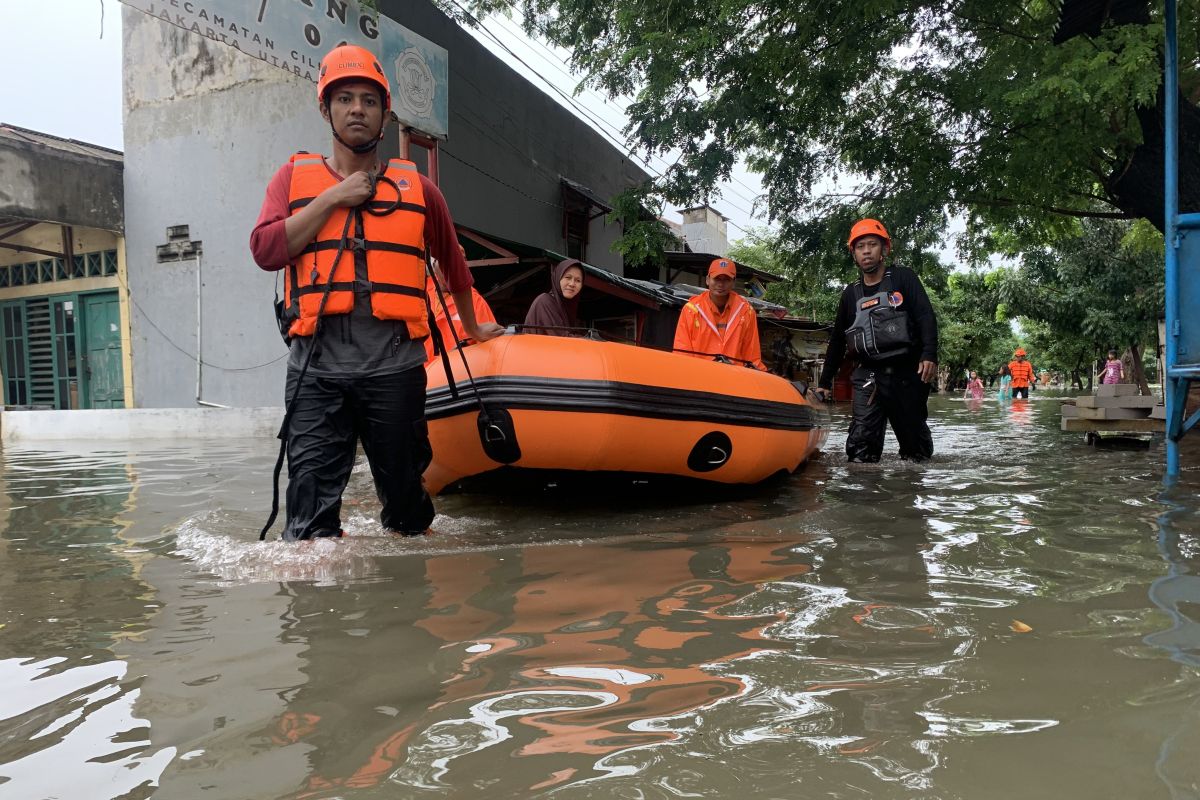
[{"xmin": 120, "ymin": 0, "xmax": 449, "ymax": 138}]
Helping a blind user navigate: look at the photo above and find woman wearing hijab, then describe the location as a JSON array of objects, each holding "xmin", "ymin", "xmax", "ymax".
[{"xmin": 524, "ymin": 258, "xmax": 584, "ymax": 336}]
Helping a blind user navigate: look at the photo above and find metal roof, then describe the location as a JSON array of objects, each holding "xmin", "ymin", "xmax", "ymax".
[
  {"xmin": 454, "ymin": 224, "xmax": 829, "ymax": 330},
  {"xmin": 664, "ymin": 250, "xmax": 785, "ymax": 284},
  {"xmin": 0, "ymin": 124, "xmax": 123, "ymax": 162}
]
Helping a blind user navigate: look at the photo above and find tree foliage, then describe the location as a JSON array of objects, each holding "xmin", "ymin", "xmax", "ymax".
[
  {"xmin": 1000, "ymin": 219, "xmax": 1163, "ymax": 344},
  {"xmin": 471, "ymin": 0, "xmax": 1199, "ymax": 256},
  {"xmin": 997, "ymin": 218, "xmax": 1164, "ymax": 384},
  {"xmin": 935, "ymin": 270, "xmax": 1014, "ymax": 384}
]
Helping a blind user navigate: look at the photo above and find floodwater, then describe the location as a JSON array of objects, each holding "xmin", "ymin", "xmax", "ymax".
[{"xmin": 1, "ymin": 393, "xmax": 1199, "ymax": 800}]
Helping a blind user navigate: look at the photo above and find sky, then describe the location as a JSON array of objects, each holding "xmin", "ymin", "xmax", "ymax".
[
  {"xmin": 0, "ymin": 2, "xmax": 124, "ymax": 151},
  {"xmin": 0, "ymin": 0, "xmax": 767, "ymax": 241}
]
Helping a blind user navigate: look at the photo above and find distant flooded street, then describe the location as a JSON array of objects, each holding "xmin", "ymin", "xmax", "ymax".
[{"xmin": 1, "ymin": 393, "xmax": 1199, "ymax": 799}]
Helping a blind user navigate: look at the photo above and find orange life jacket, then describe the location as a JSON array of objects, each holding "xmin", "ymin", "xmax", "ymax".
[
  {"xmin": 1008, "ymin": 360, "xmax": 1035, "ymax": 388},
  {"xmin": 423, "ymin": 278, "xmax": 498, "ymax": 364},
  {"xmin": 673, "ymin": 291, "xmax": 766, "ymax": 370},
  {"xmin": 284, "ymin": 153, "xmax": 428, "ymax": 339}
]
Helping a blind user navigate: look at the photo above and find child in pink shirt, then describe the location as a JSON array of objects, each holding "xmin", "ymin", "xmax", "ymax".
[
  {"xmin": 964, "ymin": 371, "xmax": 985, "ymax": 399},
  {"xmin": 1100, "ymin": 350, "xmax": 1124, "ymax": 384}
]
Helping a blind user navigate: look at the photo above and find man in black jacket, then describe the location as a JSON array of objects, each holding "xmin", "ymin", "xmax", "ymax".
[{"xmin": 814, "ymin": 219, "xmax": 938, "ymax": 462}]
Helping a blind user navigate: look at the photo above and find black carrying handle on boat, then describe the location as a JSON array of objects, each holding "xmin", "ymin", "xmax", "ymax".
[{"xmin": 425, "ymin": 257, "xmax": 519, "ymax": 462}]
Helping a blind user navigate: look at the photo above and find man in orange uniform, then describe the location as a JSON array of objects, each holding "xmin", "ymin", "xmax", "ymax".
[
  {"xmin": 672, "ymin": 258, "xmax": 766, "ymax": 370},
  {"xmin": 1007, "ymin": 348, "xmax": 1036, "ymax": 399},
  {"xmin": 424, "ymin": 246, "xmax": 500, "ymax": 365},
  {"xmin": 250, "ymin": 45, "xmax": 503, "ymax": 540}
]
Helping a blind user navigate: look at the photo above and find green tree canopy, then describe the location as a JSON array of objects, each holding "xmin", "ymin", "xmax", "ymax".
[
  {"xmin": 467, "ymin": 0, "xmax": 1199, "ymax": 255},
  {"xmin": 936, "ymin": 269, "xmax": 1014, "ymax": 382},
  {"xmin": 998, "ymin": 218, "xmax": 1164, "ymax": 386}
]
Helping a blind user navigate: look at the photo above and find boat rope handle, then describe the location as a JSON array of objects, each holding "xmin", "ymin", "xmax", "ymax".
[{"xmin": 426, "ymin": 258, "xmax": 493, "ymax": 424}]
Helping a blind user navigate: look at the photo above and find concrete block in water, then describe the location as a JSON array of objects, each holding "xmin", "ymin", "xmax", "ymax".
[
  {"xmin": 0, "ymin": 407, "xmax": 284, "ymax": 441},
  {"xmin": 1094, "ymin": 384, "xmax": 1137, "ymax": 397},
  {"xmin": 1061, "ymin": 417, "xmax": 1164, "ymax": 432},
  {"xmin": 1075, "ymin": 394, "xmax": 1159, "ymax": 408},
  {"xmin": 1077, "ymin": 405, "xmax": 1152, "ymax": 420}
]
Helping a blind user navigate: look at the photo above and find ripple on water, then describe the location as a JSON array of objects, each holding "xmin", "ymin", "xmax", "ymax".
[
  {"xmin": 0, "ymin": 657, "xmax": 175, "ymax": 797},
  {"xmin": 3, "ymin": 395, "xmax": 1200, "ymax": 799}
]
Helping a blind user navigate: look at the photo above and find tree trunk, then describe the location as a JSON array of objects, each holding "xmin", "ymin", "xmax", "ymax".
[
  {"xmin": 1127, "ymin": 342, "xmax": 1151, "ymax": 395},
  {"xmin": 1054, "ymin": 4, "xmax": 1200, "ymax": 230},
  {"xmin": 1108, "ymin": 93, "xmax": 1200, "ymax": 232}
]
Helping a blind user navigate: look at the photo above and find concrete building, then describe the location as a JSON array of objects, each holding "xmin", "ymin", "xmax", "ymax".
[
  {"xmin": 0, "ymin": 125, "xmax": 130, "ymax": 410},
  {"xmin": 120, "ymin": 0, "xmax": 650, "ymax": 408},
  {"xmin": 679, "ymin": 205, "xmax": 731, "ymax": 257}
]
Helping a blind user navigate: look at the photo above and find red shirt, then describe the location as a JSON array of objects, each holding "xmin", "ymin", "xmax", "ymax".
[{"xmin": 249, "ymin": 159, "xmax": 473, "ymax": 294}]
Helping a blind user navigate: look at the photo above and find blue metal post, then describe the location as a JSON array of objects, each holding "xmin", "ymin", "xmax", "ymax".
[{"xmin": 1164, "ymin": 0, "xmax": 1180, "ymax": 479}]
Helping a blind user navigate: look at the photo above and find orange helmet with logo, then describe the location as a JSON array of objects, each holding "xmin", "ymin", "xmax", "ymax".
[
  {"xmin": 317, "ymin": 44, "xmax": 391, "ymax": 112},
  {"xmin": 1014, "ymin": 347, "xmax": 1027, "ymax": 356},
  {"xmin": 847, "ymin": 219, "xmax": 891, "ymax": 250}
]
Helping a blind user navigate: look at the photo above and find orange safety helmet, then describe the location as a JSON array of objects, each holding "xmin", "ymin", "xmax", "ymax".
[
  {"xmin": 847, "ymin": 218, "xmax": 891, "ymax": 250},
  {"xmin": 1014, "ymin": 347, "xmax": 1027, "ymax": 356},
  {"xmin": 317, "ymin": 44, "xmax": 391, "ymax": 112}
]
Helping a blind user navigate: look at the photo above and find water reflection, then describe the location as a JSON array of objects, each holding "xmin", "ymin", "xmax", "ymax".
[
  {"xmin": 0, "ymin": 446, "xmax": 171, "ymax": 798},
  {"xmin": 1, "ymin": 397, "xmax": 1200, "ymax": 799},
  {"xmin": 275, "ymin": 537, "xmax": 810, "ymax": 797},
  {"xmin": 1146, "ymin": 485, "xmax": 1200, "ymax": 797}
]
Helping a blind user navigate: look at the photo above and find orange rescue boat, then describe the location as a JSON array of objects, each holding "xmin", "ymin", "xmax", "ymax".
[{"xmin": 423, "ymin": 333, "xmax": 829, "ymax": 494}]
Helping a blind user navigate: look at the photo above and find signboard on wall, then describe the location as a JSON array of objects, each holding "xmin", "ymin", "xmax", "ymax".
[{"xmin": 120, "ymin": 0, "xmax": 449, "ymax": 139}]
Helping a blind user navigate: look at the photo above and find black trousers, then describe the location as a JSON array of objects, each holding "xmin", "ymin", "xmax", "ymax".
[
  {"xmin": 1011, "ymin": 386, "xmax": 1029, "ymax": 399},
  {"xmin": 845, "ymin": 365, "xmax": 934, "ymax": 463},
  {"xmin": 283, "ymin": 366, "xmax": 435, "ymax": 541}
]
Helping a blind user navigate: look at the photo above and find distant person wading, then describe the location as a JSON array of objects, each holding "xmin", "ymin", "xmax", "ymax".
[{"xmin": 1008, "ymin": 348, "xmax": 1035, "ymax": 399}]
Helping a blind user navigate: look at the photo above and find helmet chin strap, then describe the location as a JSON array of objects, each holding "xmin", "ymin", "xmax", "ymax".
[
  {"xmin": 859, "ymin": 261, "xmax": 883, "ymax": 274},
  {"xmin": 327, "ymin": 113, "xmax": 382, "ymax": 155}
]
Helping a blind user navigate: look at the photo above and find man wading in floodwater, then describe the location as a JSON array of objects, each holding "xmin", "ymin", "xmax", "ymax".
[
  {"xmin": 250, "ymin": 44, "xmax": 502, "ymax": 540},
  {"xmin": 814, "ymin": 219, "xmax": 939, "ymax": 463}
]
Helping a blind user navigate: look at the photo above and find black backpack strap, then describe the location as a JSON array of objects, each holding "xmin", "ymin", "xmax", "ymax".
[
  {"xmin": 855, "ymin": 270, "xmax": 893, "ymax": 301},
  {"xmin": 880, "ymin": 270, "xmax": 895, "ymax": 296}
]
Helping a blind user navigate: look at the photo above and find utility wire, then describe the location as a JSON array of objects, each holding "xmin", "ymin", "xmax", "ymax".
[
  {"xmin": 113, "ymin": 259, "xmax": 286, "ymax": 372},
  {"xmin": 487, "ymin": 0, "xmax": 766, "ymax": 207},
  {"xmin": 458, "ymin": 4, "xmax": 767, "ymax": 224},
  {"xmin": 441, "ymin": 147, "xmax": 564, "ymax": 208},
  {"xmin": 470, "ymin": 4, "xmax": 769, "ymax": 220}
]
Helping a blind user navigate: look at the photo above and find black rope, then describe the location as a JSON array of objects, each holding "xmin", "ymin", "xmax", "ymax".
[
  {"xmin": 259, "ymin": 192, "xmax": 360, "ymax": 541},
  {"xmin": 423, "ymin": 262, "xmax": 459, "ymax": 402}
]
